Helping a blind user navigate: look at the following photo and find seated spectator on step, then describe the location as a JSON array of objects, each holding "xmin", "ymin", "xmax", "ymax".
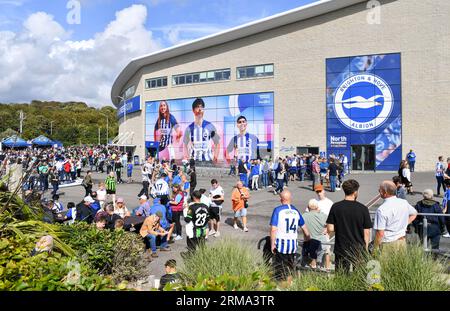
[
  {"xmin": 105, "ymin": 203, "xmax": 123, "ymax": 230},
  {"xmin": 114, "ymin": 197, "xmax": 131, "ymax": 218},
  {"xmin": 135, "ymin": 195, "xmax": 151, "ymax": 217},
  {"xmin": 95, "ymin": 215, "xmax": 107, "ymax": 230}
]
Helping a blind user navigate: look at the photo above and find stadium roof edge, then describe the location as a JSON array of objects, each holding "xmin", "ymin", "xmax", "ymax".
[{"xmin": 111, "ymin": 0, "xmax": 368, "ymax": 106}]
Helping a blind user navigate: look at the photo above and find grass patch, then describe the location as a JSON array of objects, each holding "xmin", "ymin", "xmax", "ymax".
[{"xmin": 179, "ymin": 238, "xmax": 274, "ymax": 290}]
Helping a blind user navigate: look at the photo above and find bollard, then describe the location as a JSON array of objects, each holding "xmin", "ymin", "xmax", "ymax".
[{"xmin": 422, "ymin": 218, "xmax": 428, "ymax": 251}]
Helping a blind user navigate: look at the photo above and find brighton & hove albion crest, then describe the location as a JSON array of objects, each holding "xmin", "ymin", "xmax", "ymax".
[{"xmin": 333, "ymin": 73, "xmax": 393, "ymax": 132}]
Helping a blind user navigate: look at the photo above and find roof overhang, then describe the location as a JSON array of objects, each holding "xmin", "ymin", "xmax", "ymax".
[{"xmin": 111, "ymin": 0, "xmax": 367, "ymax": 106}]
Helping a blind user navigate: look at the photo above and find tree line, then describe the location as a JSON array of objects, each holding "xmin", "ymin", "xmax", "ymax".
[{"xmin": 0, "ymin": 101, "xmax": 118, "ymax": 146}]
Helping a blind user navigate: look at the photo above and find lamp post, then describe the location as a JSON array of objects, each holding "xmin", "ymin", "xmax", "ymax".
[
  {"xmin": 117, "ymin": 95, "xmax": 126, "ymax": 148},
  {"xmin": 99, "ymin": 113, "xmax": 109, "ymax": 145},
  {"xmin": 50, "ymin": 121, "xmax": 54, "ymax": 136}
]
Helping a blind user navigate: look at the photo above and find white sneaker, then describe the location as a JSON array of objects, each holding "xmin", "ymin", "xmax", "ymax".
[
  {"xmin": 208, "ymin": 230, "xmax": 216, "ymax": 236},
  {"xmin": 233, "ymin": 224, "xmax": 239, "ymax": 230},
  {"xmin": 174, "ymin": 235, "xmax": 183, "ymax": 241},
  {"xmin": 443, "ymin": 233, "xmax": 450, "ymax": 238},
  {"xmin": 243, "ymin": 227, "xmax": 249, "ymax": 232},
  {"xmin": 214, "ymin": 231, "xmax": 220, "ymax": 237}
]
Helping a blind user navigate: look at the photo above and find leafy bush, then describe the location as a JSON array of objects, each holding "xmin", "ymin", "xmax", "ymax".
[
  {"xmin": 0, "ymin": 236, "xmax": 117, "ymax": 291},
  {"xmin": 111, "ymin": 230, "xmax": 148, "ymax": 283},
  {"xmin": 179, "ymin": 238, "xmax": 273, "ymax": 290},
  {"xmin": 62, "ymin": 223, "xmax": 147, "ymax": 282}
]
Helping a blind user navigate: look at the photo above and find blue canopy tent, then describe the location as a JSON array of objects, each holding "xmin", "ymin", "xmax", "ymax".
[
  {"xmin": 52, "ymin": 140, "xmax": 63, "ymax": 148},
  {"xmin": 31, "ymin": 135, "xmax": 54, "ymax": 147},
  {"xmin": 1, "ymin": 135, "xmax": 30, "ymax": 148}
]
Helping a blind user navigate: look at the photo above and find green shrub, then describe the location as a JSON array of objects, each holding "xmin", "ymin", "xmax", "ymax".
[
  {"xmin": 289, "ymin": 245, "xmax": 449, "ymax": 291},
  {"xmin": 111, "ymin": 230, "xmax": 148, "ymax": 283},
  {"xmin": 62, "ymin": 223, "xmax": 147, "ymax": 282},
  {"xmin": 379, "ymin": 245, "xmax": 449, "ymax": 291},
  {"xmin": 179, "ymin": 238, "xmax": 273, "ymax": 290},
  {"xmin": 0, "ymin": 236, "xmax": 117, "ymax": 291}
]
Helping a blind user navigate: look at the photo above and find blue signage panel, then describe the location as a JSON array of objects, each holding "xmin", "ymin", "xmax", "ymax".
[
  {"xmin": 326, "ymin": 53, "xmax": 401, "ymax": 171},
  {"xmin": 117, "ymin": 95, "xmax": 141, "ymax": 118}
]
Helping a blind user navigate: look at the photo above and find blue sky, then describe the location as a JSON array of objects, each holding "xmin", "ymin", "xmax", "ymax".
[
  {"xmin": 0, "ymin": 0, "xmax": 317, "ymax": 44},
  {"xmin": 0, "ymin": 0, "xmax": 318, "ymax": 106}
]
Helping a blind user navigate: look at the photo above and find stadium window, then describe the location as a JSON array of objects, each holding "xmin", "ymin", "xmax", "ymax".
[
  {"xmin": 237, "ymin": 64, "xmax": 274, "ymax": 79},
  {"xmin": 145, "ymin": 76, "xmax": 168, "ymax": 89},
  {"xmin": 172, "ymin": 68, "xmax": 231, "ymax": 86}
]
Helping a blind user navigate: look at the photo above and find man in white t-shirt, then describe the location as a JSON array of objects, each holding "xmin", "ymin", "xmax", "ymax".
[
  {"xmin": 373, "ymin": 180, "xmax": 417, "ymax": 251},
  {"xmin": 208, "ymin": 179, "xmax": 225, "ymax": 237},
  {"xmin": 314, "ymin": 184, "xmax": 333, "ymax": 216}
]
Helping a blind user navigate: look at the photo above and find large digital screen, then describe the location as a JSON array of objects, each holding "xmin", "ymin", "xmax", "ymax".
[
  {"xmin": 145, "ymin": 92, "xmax": 274, "ymax": 165},
  {"xmin": 326, "ymin": 53, "xmax": 402, "ymax": 170}
]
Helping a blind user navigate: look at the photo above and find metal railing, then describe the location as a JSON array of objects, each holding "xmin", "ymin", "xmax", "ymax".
[{"xmin": 298, "ymin": 194, "xmax": 450, "ymax": 256}]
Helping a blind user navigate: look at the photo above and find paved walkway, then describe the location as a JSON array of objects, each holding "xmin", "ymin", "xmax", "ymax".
[{"xmin": 50, "ymin": 168, "xmax": 450, "ymax": 285}]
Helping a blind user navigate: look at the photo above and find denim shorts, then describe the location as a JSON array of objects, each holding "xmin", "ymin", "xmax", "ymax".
[{"xmin": 234, "ymin": 208, "xmax": 247, "ymax": 218}]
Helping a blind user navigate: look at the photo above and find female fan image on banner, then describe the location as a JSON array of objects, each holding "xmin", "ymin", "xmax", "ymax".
[{"xmin": 154, "ymin": 100, "xmax": 182, "ymax": 160}]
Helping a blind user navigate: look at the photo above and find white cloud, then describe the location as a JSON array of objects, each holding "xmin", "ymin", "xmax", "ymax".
[
  {"xmin": 0, "ymin": 4, "xmax": 162, "ymax": 106},
  {"xmin": 153, "ymin": 23, "xmax": 227, "ymax": 45}
]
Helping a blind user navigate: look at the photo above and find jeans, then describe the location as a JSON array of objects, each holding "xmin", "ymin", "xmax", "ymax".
[
  {"xmin": 58, "ymin": 170, "xmax": 64, "ymax": 182},
  {"xmin": 408, "ymin": 161, "xmax": 415, "ymax": 172},
  {"xmin": 275, "ymin": 179, "xmax": 284, "ymax": 193},
  {"xmin": 239, "ymin": 173, "xmax": 248, "ymax": 187},
  {"xmin": 329, "ymin": 175, "xmax": 337, "ymax": 192},
  {"xmin": 229, "ymin": 165, "xmax": 236, "ymax": 175},
  {"xmin": 146, "ymin": 234, "xmax": 168, "ymax": 253},
  {"xmin": 436, "ymin": 176, "xmax": 445, "ymax": 195},
  {"xmin": 252, "ymin": 175, "xmax": 259, "ymax": 190},
  {"xmin": 299, "ymin": 167, "xmax": 306, "ymax": 181},
  {"xmin": 40, "ymin": 174, "xmax": 49, "ymax": 191},
  {"xmin": 262, "ymin": 172, "xmax": 269, "ymax": 188},
  {"xmin": 51, "ymin": 181, "xmax": 59, "ymax": 196}
]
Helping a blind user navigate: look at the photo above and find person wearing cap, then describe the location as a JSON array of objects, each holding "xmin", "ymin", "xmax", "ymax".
[
  {"xmin": 150, "ymin": 197, "xmax": 175, "ymax": 242},
  {"xmin": 313, "ymin": 184, "xmax": 333, "ymax": 216},
  {"xmin": 75, "ymin": 196, "xmax": 95, "ymax": 224},
  {"xmin": 135, "ymin": 195, "xmax": 151, "ymax": 217},
  {"xmin": 114, "ymin": 197, "xmax": 130, "ymax": 218},
  {"xmin": 140, "ymin": 211, "xmax": 170, "ymax": 257}
]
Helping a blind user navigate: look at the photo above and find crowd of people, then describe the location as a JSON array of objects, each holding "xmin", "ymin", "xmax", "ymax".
[
  {"xmin": 1, "ymin": 144, "xmax": 450, "ymax": 286},
  {"xmin": 230, "ymin": 153, "xmax": 349, "ymax": 194}
]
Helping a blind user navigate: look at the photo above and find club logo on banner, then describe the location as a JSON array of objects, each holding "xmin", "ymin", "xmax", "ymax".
[{"xmin": 333, "ymin": 73, "xmax": 393, "ymax": 132}]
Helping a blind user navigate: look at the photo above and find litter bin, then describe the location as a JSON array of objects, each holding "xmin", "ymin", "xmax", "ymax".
[{"xmin": 133, "ymin": 155, "xmax": 139, "ymax": 165}]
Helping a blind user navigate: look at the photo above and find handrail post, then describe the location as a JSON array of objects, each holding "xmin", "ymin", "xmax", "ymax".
[{"xmin": 422, "ymin": 218, "xmax": 428, "ymax": 251}]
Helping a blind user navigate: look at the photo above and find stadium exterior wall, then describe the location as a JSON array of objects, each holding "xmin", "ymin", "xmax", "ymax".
[{"xmin": 115, "ymin": 0, "xmax": 450, "ymax": 171}]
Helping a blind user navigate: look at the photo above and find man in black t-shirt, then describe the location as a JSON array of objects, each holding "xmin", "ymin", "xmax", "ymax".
[
  {"xmin": 185, "ymin": 190, "xmax": 209, "ymax": 251},
  {"xmin": 326, "ymin": 179, "xmax": 372, "ymax": 273},
  {"xmin": 327, "ymin": 158, "xmax": 339, "ymax": 192}
]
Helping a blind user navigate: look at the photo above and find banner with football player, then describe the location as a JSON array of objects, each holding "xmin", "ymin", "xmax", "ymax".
[{"xmin": 145, "ymin": 92, "xmax": 274, "ymax": 165}]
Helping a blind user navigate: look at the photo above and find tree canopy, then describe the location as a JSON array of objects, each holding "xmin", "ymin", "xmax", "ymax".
[{"xmin": 0, "ymin": 101, "xmax": 118, "ymax": 146}]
